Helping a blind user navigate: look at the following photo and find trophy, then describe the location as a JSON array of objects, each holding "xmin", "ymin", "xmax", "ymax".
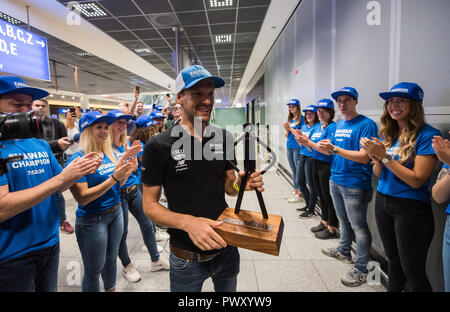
[{"xmin": 214, "ymin": 123, "xmax": 284, "ymax": 256}]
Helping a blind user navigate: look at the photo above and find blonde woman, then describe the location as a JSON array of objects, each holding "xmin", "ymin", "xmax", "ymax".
[
  {"xmin": 106, "ymin": 110, "xmax": 169, "ymax": 284},
  {"xmin": 67, "ymin": 111, "xmax": 140, "ymax": 292},
  {"xmin": 361, "ymin": 82, "xmax": 441, "ymax": 292},
  {"xmin": 282, "ymin": 99, "xmax": 304, "ymax": 202}
]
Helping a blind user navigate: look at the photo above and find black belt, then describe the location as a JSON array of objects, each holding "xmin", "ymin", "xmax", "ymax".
[{"xmin": 170, "ymin": 244, "xmax": 221, "ymax": 263}]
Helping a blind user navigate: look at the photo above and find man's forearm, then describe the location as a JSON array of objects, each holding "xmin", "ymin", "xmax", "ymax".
[{"xmin": 0, "ymin": 174, "xmax": 67, "ymax": 223}]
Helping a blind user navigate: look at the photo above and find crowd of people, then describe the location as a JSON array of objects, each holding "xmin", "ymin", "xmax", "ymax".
[
  {"xmin": 283, "ymin": 83, "xmax": 450, "ymax": 291},
  {"xmin": 0, "ymin": 67, "xmax": 449, "ymax": 293}
]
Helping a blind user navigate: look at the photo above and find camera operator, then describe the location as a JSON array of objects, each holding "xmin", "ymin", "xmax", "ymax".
[
  {"xmin": 0, "ymin": 76, "xmax": 101, "ymax": 292},
  {"xmin": 32, "ymin": 99, "xmax": 75, "ymax": 234}
]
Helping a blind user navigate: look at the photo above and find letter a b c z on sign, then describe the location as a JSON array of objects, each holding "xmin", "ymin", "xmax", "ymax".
[{"xmin": 367, "ymin": 1, "xmax": 381, "ymax": 26}]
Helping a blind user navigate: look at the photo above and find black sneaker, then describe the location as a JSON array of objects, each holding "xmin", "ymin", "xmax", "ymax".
[
  {"xmin": 296, "ymin": 206, "xmax": 307, "ymax": 212},
  {"xmin": 310, "ymin": 222, "xmax": 326, "ymax": 233},
  {"xmin": 298, "ymin": 211, "xmax": 315, "ymax": 219},
  {"xmin": 314, "ymin": 227, "xmax": 338, "ymax": 240}
]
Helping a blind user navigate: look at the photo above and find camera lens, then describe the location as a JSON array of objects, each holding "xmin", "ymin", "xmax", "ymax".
[{"xmin": 0, "ymin": 111, "xmax": 43, "ymax": 140}]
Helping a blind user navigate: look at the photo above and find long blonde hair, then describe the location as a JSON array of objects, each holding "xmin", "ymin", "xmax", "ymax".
[
  {"xmin": 287, "ymin": 105, "xmax": 302, "ymax": 126},
  {"xmin": 109, "ymin": 124, "xmax": 127, "ymax": 149},
  {"xmin": 379, "ymin": 99, "xmax": 425, "ymax": 164},
  {"xmin": 80, "ymin": 125, "xmax": 117, "ymax": 164}
]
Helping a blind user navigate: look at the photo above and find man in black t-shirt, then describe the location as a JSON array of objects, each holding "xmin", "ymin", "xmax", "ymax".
[{"xmin": 141, "ymin": 65, "xmax": 264, "ymax": 292}]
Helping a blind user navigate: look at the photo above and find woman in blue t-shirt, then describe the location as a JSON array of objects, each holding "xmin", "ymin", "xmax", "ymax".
[
  {"xmin": 431, "ymin": 132, "xmax": 450, "ymax": 292},
  {"xmin": 107, "ymin": 111, "xmax": 169, "ymax": 284},
  {"xmin": 296, "ymin": 99, "xmax": 338, "ymax": 238},
  {"xmin": 282, "ymin": 99, "xmax": 304, "ymax": 203},
  {"xmin": 67, "ymin": 111, "xmax": 140, "ymax": 292},
  {"xmin": 361, "ymin": 82, "xmax": 441, "ymax": 292},
  {"xmin": 294, "ymin": 105, "xmax": 320, "ymax": 219}
]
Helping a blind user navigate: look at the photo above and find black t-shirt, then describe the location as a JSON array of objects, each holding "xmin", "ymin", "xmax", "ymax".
[{"xmin": 141, "ymin": 123, "xmax": 237, "ymax": 254}]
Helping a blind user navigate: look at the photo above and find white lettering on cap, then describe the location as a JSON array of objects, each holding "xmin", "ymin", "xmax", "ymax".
[
  {"xmin": 13, "ymin": 81, "xmax": 28, "ymax": 88},
  {"xmin": 391, "ymin": 88, "xmax": 409, "ymax": 93},
  {"xmin": 189, "ymin": 69, "xmax": 208, "ymax": 78},
  {"xmin": 81, "ymin": 121, "xmax": 89, "ymax": 129},
  {"xmin": 318, "ymin": 102, "xmax": 328, "ymax": 106}
]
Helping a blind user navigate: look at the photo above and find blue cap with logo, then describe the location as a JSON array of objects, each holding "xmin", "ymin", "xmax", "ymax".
[
  {"xmin": 379, "ymin": 82, "xmax": 424, "ymax": 103},
  {"xmin": 155, "ymin": 105, "xmax": 165, "ymax": 111},
  {"xmin": 105, "ymin": 109, "xmax": 133, "ymax": 121},
  {"xmin": 0, "ymin": 75, "xmax": 49, "ymax": 100},
  {"xmin": 79, "ymin": 111, "xmax": 117, "ymax": 133},
  {"xmin": 136, "ymin": 115, "xmax": 155, "ymax": 128},
  {"xmin": 303, "ymin": 105, "xmax": 318, "ymax": 113},
  {"xmin": 331, "ymin": 87, "xmax": 359, "ymax": 101},
  {"xmin": 286, "ymin": 99, "xmax": 301, "ymax": 106},
  {"xmin": 175, "ymin": 65, "xmax": 225, "ymax": 95},
  {"xmin": 317, "ymin": 98, "xmax": 334, "ymax": 109},
  {"xmin": 150, "ymin": 110, "xmax": 167, "ymax": 120}
]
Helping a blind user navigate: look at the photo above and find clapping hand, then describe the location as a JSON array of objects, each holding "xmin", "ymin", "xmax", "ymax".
[
  {"xmin": 360, "ymin": 137, "xmax": 387, "ymax": 161},
  {"xmin": 432, "ymin": 132, "xmax": 450, "ymax": 166}
]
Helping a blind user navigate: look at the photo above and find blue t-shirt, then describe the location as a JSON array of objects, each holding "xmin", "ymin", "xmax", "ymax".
[
  {"xmin": 113, "ymin": 141, "xmax": 143, "ymax": 190},
  {"xmin": 311, "ymin": 122, "xmax": 337, "ymax": 163},
  {"xmin": 137, "ymin": 141, "xmax": 144, "ymax": 184},
  {"xmin": 377, "ymin": 124, "xmax": 441, "ymax": 202},
  {"xmin": 0, "ymin": 138, "xmax": 62, "ymax": 262},
  {"xmin": 300, "ymin": 122, "xmax": 320, "ymax": 157},
  {"xmin": 286, "ymin": 116, "xmax": 304, "ymax": 149},
  {"xmin": 330, "ymin": 114, "xmax": 378, "ymax": 189},
  {"xmin": 66, "ymin": 151, "xmax": 120, "ymax": 216},
  {"xmin": 443, "ymin": 164, "xmax": 450, "ymax": 214}
]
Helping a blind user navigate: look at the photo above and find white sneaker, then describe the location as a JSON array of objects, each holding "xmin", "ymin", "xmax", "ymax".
[
  {"xmin": 151, "ymin": 259, "xmax": 170, "ymax": 272},
  {"xmin": 155, "ymin": 230, "xmax": 170, "ymax": 242},
  {"xmin": 287, "ymin": 194, "xmax": 301, "ymax": 203},
  {"xmin": 284, "ymin": 191, "xmax": 296, "ymax": 200},
  {"xmin": 122, "ymin": 263, "xmax": 141, "ymax": 283},
  {"xmin": 142, "ymin": 244, "xmax": 164, "ymax": 253}
]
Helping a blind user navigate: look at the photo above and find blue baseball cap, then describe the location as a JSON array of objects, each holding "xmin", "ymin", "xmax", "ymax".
[
  {"xmin": 286, "ymin": 99, "xmax": 301, "ymax": 106},
  {"xmin": 136, "ymin": 115, "xmax": 155, "ymax": 128},
  {"xmin": 0, "ymin": 75, "xmax": 49, "ymax": 100},
  {"xmin": 303, "ymin": 105, "xmax": 318, "ymax": 113},
  {"xmin": 150, "ymin": 110, "xmax": 167, "ymax": 120},
  {"xmin": 155, "ymin": 105, "xmax": 165, "ymax": 111},
  {"xmin": 79, "ymin": 111, "xmax": 117, "ymax": 133},
  {"xmin": 175, "ymin": 65, "xmax": 225, "ymax": 95},
  {"xmin": 331, "ymin": 87, "xmax": 358, "ymax": 101},
  {"xmin": 379, "ymin": 82, "xmax": 424, "ymax": 103},
  {"xmin": 317, "ymin": 98, "xmax": 334, "ymax": 109},
  {"xmin": 105, "ymin": 109, "xmax": 133, "ymax": 121}
]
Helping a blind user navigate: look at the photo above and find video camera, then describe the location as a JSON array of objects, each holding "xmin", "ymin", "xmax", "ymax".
[{"xmin": 0, "ymin": 110, "xmax": 43, "ymax": 141}]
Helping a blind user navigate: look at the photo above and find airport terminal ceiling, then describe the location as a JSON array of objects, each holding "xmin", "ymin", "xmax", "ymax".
[{"xmin": 0, "ymin": 0, "xmax": 271, "ymax": 107}]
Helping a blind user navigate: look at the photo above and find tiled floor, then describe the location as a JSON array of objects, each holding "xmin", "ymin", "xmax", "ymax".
[{"xmin": 57, "ymin": 169, "xmax": 386, "ymax": 292}]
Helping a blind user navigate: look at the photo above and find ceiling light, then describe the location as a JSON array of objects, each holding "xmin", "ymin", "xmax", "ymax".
[
  {"xmin": 72, "ymin": 2, "xmax": 107, "ymax": 18},
  {"xmin": 134, "ymin": 48, "xmax": 152, "ymax": 56},
  {"xmin": 215, "ymin": 34, "xmax": 232, "ymax": 44},
  {"xmin": 210, "ymin": 0, "xmax": 233, "ymax": 8},
  {"xmin": 0, "ymin": 12, "xmax": 24, "ymax": 25},
  {"xmin": 215, "ymin": 99, "xmax": 222, "ymax": 104},
  {"xmin": 76, "ymin": 51, "xmax": 93, "ymax": 57}
]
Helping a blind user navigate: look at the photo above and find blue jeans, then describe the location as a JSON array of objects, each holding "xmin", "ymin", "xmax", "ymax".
[
  {"xmin": 329, "ymin": 180, "xmax": 373, "ymax": 273},
  {"xmin": 286, "ymin": 148, "xmax": 301, "ymax": 190},
  {"xmin": 444, "ymin": 215, "xmax": 450, "ymax": 292},
  {"xmin": 119, "ymin": 187, "xmax": 160, "ymax": 265},
  {"xmin": 0, "ymin": 243, "xmax": 59, "ymax": 292},
  {"xmin": 56, "ymin": 192, "xmax": 66, "ymax": 222},
  {"xmin": 170, "ymin": 246, "xmax": 240, "ymax": 292},
  {"xmin": 75, "ymin": 204, "xmax": 123, "ymax": 292},
  {"xmin": 297, "ymin": 154, "xmax": 309, "ymax": 205}
]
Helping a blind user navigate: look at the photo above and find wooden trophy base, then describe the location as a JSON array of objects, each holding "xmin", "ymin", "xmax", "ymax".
[{"xmin": 214, "ymin": 207, "xmax": 284, "ymax": 256}]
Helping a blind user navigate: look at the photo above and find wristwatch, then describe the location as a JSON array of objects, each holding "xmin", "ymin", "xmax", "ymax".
[
  {"xmin": 381, "ymin": 154, "xmax": 392, "ymax": 164},
  {"xmin": 331, "ymin": 146, "xmax": 339, "ymax": 155}
]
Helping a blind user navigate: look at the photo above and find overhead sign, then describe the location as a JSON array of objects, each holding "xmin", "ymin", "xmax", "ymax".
[{"xmin": 0, "ymin": 19, "xmax": 50, "ymax": 81}]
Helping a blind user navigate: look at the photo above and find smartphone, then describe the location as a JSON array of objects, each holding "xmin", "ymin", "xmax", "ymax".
[
  {"xmin": 135, "ymin": 86, "xmax": 140, "ymax": 92},
  {"xmin": 168, "ymin": 106, "xmax": 178, "ymax": 111},
  {"xmin": 67, "ymin": 139, "xmax": 74, "ymax": 144}
]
